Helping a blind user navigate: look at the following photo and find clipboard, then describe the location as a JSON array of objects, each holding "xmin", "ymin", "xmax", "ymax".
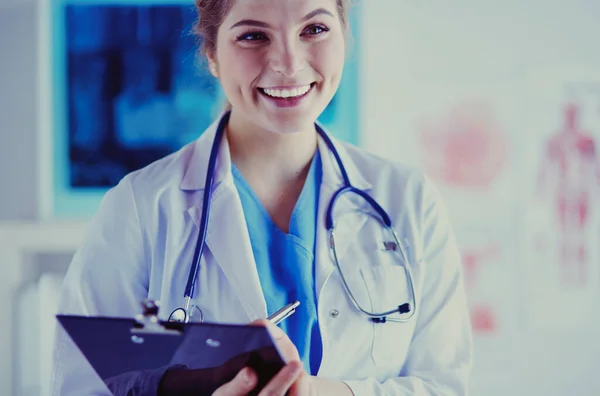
[{"xmin": 57, "ymin": 300, "xmax": 286, "ymax": 396}]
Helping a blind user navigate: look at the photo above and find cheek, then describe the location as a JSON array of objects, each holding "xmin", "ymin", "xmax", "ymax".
[
  {"xmin": 217, "ymin": 48, "xmax": 263, "ymax": 91},
  {"xmin": 313, "ymin": 40, "xmax": 345, "ymax": 82}
]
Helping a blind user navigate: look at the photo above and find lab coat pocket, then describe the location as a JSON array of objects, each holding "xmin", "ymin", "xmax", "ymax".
[{"xmin": 361, "ymin": 263, "xmax": 416, "ymax": 366}]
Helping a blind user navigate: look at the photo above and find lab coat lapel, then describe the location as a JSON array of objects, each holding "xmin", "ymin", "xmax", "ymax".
[
  {"xmin": 191, "ymin": 189, "xmax": 268, "ymax": 321},
  {"xmin": 314, "ymin": 130, "xmax": 373, "ymax": 296},
  {"xmin": 182, "ymin": 115, "xmax": 267, "ymax": 321}
]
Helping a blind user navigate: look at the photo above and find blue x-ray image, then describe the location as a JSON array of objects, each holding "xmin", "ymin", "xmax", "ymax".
[
  {"xmin": 64, "ymin": 4, "xmax": 221, "ymax": 187},
  {"xmin": 51, "ymin": 1, "xmax": 360, "ymax": 217}
]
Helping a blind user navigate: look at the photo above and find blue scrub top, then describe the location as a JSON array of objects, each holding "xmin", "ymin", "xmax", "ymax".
[{"xmin": 231, "ymin": 151, "xmax": 323, "ymax": 375}]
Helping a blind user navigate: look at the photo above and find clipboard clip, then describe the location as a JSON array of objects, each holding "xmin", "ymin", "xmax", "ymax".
[{"xmin": 130, "ymin": 299, "xmax": 182, "ymax": 337}]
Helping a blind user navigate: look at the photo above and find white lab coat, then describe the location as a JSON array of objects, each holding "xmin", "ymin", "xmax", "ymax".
[{"xmin": 51, "ymin": 116, "xmax": 473, "ymax": 395}]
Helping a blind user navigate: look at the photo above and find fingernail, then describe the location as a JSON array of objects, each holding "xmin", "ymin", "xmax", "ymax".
[{"xmin": 242, "ymin": 368, "xmax": 253, "ymax": 385}]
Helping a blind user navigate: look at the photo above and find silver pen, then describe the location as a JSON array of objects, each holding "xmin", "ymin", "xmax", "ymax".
[{"xmin": 267, "ymin": 301, "xmax": 300, "ymax": 325}]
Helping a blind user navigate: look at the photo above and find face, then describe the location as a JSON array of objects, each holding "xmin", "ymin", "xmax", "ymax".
[{"xmin": 209, "ymin": 0, "xmax": 346, "ymax": 134}]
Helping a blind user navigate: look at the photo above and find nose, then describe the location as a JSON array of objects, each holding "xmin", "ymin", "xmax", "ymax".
[{"xmin": 269, "ymin": 39, "xmax": 305, "ymax": 77}]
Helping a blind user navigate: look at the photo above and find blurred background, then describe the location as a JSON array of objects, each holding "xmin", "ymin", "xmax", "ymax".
[{"xmin": 1, "ymin": 0, "xmax": 600, "ymax": 395}]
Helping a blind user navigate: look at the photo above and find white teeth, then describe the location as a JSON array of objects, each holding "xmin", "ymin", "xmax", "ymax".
[{"xmin": 262, "ymin": 85, "xmax": 311, "ymax": 98}]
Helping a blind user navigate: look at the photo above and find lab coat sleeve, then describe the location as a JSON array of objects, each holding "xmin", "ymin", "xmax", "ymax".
[
  {"xmin": 343, "ymin": 175, "xmax": 473, "ymax": 396},
  {"xmin": 50, "ymin": 177, "xmax": 150, "ymax": 395}
]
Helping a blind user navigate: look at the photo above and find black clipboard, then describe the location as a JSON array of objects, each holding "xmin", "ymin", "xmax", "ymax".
[{"xmin": 57, "ymin": 300, "xmax": 286, "ymax": 396}]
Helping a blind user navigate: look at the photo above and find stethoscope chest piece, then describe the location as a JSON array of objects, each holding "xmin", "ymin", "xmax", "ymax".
[
  {"xmin": 168, "ymin": 308, "xmax": 188, "ymax": 323},
  {"xmin": 168, "ymin": 303, "xmax": 204, "ymax": 324}
]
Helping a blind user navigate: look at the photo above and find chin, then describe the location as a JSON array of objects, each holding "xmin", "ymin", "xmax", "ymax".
[{"xmin": 261, "ymin": 110, "xmax": 319, "ymax": 135}]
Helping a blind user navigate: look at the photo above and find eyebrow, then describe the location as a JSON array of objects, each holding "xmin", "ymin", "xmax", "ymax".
[
  {"xmin": 301, "ymin": 7, "xmax": 335, "ymax": 22},
  {"xmin": 230, "ymin": 7, "xmax": 335, "ymax": 30}
]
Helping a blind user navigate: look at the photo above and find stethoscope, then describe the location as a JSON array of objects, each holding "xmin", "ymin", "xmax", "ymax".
[{"xmin": 168, "ymin": 111, "xmax": 417, "ymax": 324}]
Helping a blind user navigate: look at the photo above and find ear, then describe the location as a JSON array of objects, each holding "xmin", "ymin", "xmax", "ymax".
[
  {"xmin": 209, "ymin": 61, "xmax": 219, "ymax": 78},
  {"xmin": 206, "ymin": 50, "xmax": 219, "ymax": 78}
]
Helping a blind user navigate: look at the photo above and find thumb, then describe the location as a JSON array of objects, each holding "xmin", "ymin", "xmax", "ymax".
[{"xmin": 212, "ymin": 367, "xmax": 257, "ymax": 395}]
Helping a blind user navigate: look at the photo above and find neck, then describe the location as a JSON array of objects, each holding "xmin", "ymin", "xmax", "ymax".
[{"xmin": 226, "ymin": 110, "xmax": 318, "ymax": 185}]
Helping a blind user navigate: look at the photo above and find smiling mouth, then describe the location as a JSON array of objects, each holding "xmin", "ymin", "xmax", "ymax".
[{"xmin": 258, "ymin": 83, "xmax": 315, "ymax": 99}]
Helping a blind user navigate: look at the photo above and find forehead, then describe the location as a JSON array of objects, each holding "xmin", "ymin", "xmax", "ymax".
[{"xmin": 225, "ymin": 0, "xmax": 338, "ymax": 23}]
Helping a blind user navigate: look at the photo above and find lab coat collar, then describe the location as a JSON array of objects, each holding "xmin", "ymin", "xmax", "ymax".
[
  {"xmin": 180, "ymin": 114, "xmax": 374, "ymax": 320},
  {"xmin": 179, "ymin": 114, "xmax": 232, "ymax": 192},
  {"xmin": 180, "ymin": 114, "xmax": 373, "ymax": 193},
  {"xmin": 316, "ymin": 122, "xmax": 372, "ymax": 191}
]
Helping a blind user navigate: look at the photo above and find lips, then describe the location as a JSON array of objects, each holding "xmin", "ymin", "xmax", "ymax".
[
  {"xmin": 258, "ymin": 83, "xmax": 315, "ymax": 99},
  {"xmin": 256, "ymin": 83, "xmax": 316, "ymax": 108}
]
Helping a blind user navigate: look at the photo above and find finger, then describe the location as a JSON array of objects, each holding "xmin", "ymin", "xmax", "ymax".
[
  {"xmin": 248, "ymin": 319, "xmax": 283, "ymax": 337},
  {"xmin": 248, "ymin": 319, "xmax": 287, "ymax": 337},
  {"xmin": 258, "ymin": 361, "xmax": 304, "ymax": 396},
  {"xmin": 248, "ymin": 319, "xmax": 300, "ymax": 363},
  {"xmin": 212, "ymin": 367, "xmax": 257, "ymax": 396},
  {"xmin": 288, "ymin": 373, "xmax": 311, "ymax": 396}
]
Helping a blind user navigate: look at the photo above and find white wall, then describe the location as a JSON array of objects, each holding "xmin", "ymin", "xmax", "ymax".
[
  {"xmin": 0, "ymin": 0, "xmax": 40, "ymax": 221},
  {"xmin": 361, "ymin": 1, "xmax": 600, "ymax": 395},
  {"xmin": 1, "ymin": 0, "xmax": 600, "ymax": 395},
  {"xmin": 0, "ymin": 2, "xmax": 43, "ymax": 394}
]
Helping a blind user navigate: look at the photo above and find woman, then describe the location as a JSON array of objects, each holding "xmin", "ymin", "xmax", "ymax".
[{"xmin": 51, "ymin": 0, "xmax": 473, "ymax": 395}]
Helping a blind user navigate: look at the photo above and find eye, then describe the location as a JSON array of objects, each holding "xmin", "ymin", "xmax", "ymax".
[
  {"xmin": 301, "ymin": 24, "xmax": 329, "ymax": 36},
  {"xmin": 236, "ymin": 31, "xmax": 268, "ymax": 42}
]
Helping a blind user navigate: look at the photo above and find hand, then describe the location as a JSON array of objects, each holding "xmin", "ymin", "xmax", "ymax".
[
  {"xmin": 212, "ymin": 319, "xmax": 311, "ymax": 395},
  {"xmin": 252, "ymin": 319, "xmax": 315, "ymax": 395},
  {"xmin": 212, "ymin": 361, "xmax": 306, "ymax": 396},
  {"xmin": 249, "ymin": 320, "xmax": 350, "ymax": 396},
  {"xmin": 249, "ymin": 319, "xmax": 300, "ymax": 363}
]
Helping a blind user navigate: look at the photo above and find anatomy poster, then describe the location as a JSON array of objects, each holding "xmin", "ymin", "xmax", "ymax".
[
  {"xmin": 522, "ymin": 67, "xmax": 600, "ymax": 330},
  {"xmin": 453, "ymin": 218, "xmax": 520, "ymax": 372},
  {"xmin": 391, "ymin": 80, "xmax": 524, "ymax": 368},
  {"xmin": 396, "ymin": 81, "xmax": 522, "ymax": 217},
  {"xmin": 418, "ymin": 100, "xmax": 508, "ymax": 192}
]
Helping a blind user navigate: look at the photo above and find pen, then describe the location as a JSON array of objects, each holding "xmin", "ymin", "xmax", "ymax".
[{"xmin": 267, "ymin": 301, "xmax": 300, "ymax": 326}]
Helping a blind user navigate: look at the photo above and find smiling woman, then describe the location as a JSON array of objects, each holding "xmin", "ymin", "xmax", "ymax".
[
  {"xmin": 201, "ymin": 0, "xmax": 348, "ymax": 136},
  {"xmin": 51, "ymin": 0, "xmax": 472, "ymax": 395}
]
